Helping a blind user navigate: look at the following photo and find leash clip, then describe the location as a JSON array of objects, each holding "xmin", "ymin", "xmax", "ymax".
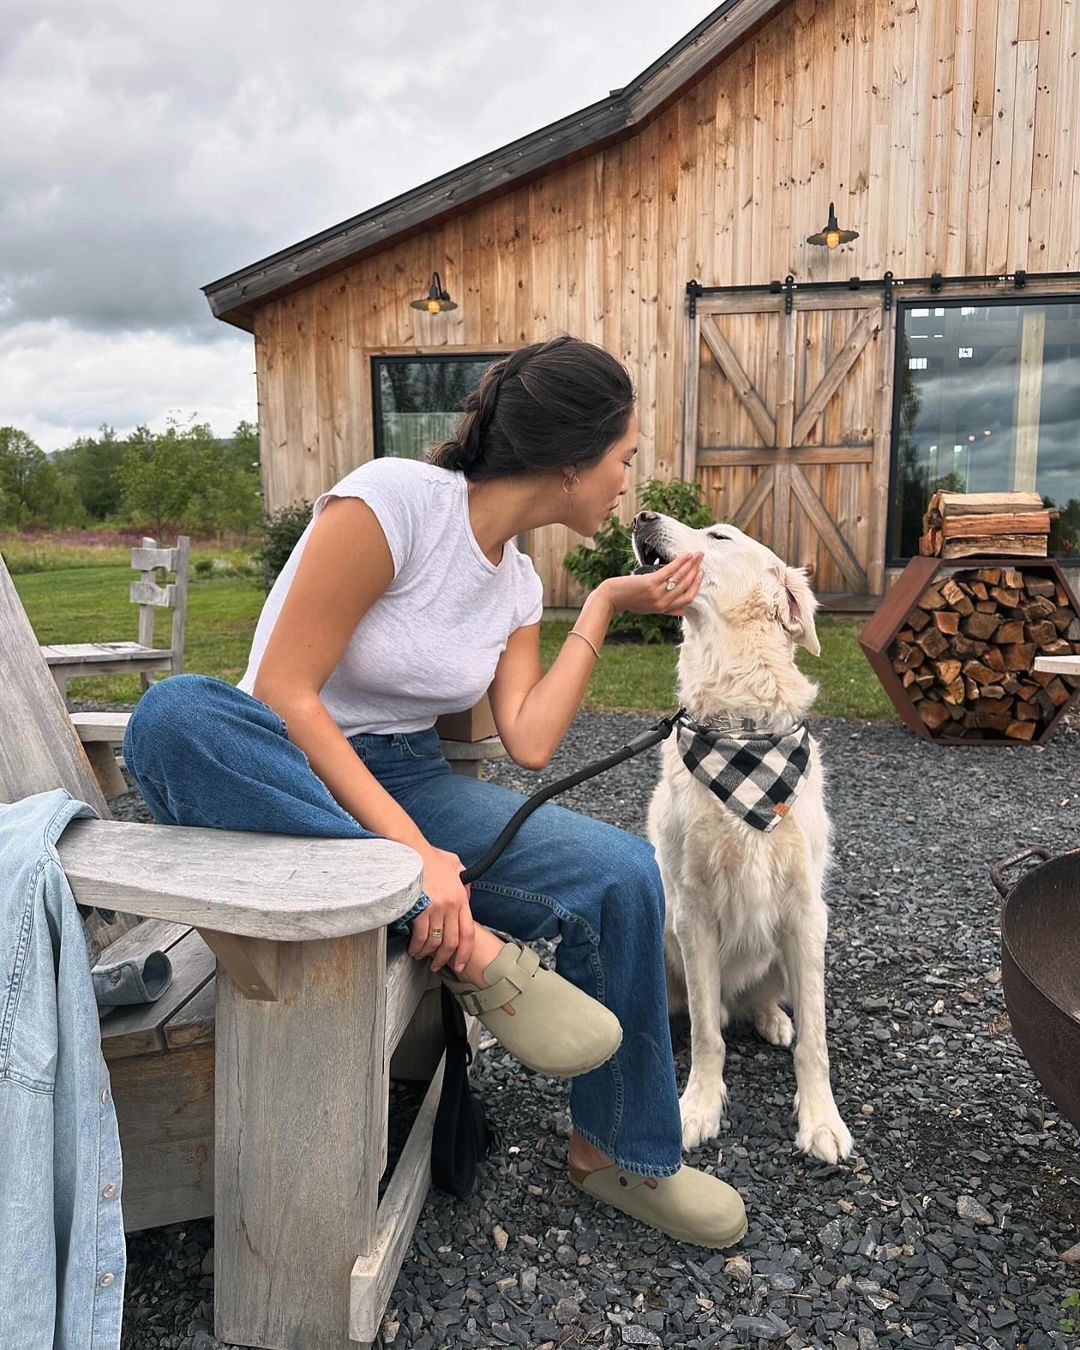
[
  {"xmin": 622, "ymin": 706, "xmax": 687, "ymax": 755},
  {"xmin": 657, "ymin": 706, "xmax": 687, "ymax": 737}
]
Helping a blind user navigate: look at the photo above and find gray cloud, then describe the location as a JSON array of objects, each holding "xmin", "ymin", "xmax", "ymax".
[{"xmin": 0, "ymin": 0, "xmax": 713, "ymax": 447}]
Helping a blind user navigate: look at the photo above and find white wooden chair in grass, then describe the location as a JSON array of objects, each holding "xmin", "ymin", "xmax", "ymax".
[
  {"xmin": 40, "ymin": 535, "xmax": 190, "ymax": 698},
  {"xmin": 0, "ymin": 549, "xmax": 488, "ymax": 1350}
]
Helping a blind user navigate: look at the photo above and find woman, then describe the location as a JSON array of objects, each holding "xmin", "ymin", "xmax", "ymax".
[{"xmin": 123, "ymin": 335, "xmax": 747, "ymax": 1249}]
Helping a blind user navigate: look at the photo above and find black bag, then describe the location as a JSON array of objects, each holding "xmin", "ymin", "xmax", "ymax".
[{"xmin": 430, "ymin": 986, "xmax": 498, "ymax": 1197}]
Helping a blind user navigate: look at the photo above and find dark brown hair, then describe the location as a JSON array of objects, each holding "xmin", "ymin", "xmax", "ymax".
[{"xmin": 429, "ymin": 335, "xmax": 635, "ymax": 480}]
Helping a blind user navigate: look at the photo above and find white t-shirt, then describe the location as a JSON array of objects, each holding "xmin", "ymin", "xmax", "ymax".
[{"xmin": 238, "ymin": 458, "xmax": 545, "ymax": 736}]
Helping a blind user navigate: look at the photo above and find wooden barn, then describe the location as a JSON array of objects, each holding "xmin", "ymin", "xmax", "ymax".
[{"xmin": 203, "ymin": 0, "xmax": 1080, "ymax": 611}]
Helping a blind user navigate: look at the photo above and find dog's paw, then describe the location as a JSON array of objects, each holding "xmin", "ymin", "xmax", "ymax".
[
  {"xmin": 753, "ymin": 1003, "xmax": 794, "ymax": 1048},
  {"xmin": 795, "ymin": 1111, "xmax": 854, "ymax": 1164},
  {"xmin": 679, "ymin": 1078, "xmax": 728, "ymax": 1151}
]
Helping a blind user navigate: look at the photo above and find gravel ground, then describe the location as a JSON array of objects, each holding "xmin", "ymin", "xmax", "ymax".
[{"xmin": 96, "ymin": 706, "xmax": 1080, "ymax": 1350}]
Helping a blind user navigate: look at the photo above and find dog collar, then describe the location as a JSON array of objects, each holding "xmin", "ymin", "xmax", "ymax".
[
  {"xmin": 679, "ymin": 711, "xmax": 790, "ymax": 736},
  {"xmin": 674, "ymin": 719, "xmax": 813, "ymax": 832}
]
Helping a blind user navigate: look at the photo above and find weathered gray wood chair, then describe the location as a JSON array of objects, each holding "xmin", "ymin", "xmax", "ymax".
[
  {"xmin": 70, "ymin": 702, "xmax": 506, "ymax": 805},
  {"xmin": 0, "ymin": 552, "xmax": 460, "ymax": 1350},
  {"xmin": 41, "ymin": 535, "xmax": 190, "ymax": 697}
]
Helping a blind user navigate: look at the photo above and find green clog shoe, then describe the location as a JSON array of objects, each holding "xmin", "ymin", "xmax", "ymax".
[{"xmin": 441, "ymin": 940, "xmax": 622, "ymax": 1078}]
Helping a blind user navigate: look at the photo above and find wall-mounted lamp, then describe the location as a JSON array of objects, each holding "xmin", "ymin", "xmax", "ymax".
[
  {"xmin": 410, "ymin": 271, "xmax": 458, "ymax": 314},
  {"xmin": 807, "ymin": 202, "xmax": 859, "ymax": 250}
]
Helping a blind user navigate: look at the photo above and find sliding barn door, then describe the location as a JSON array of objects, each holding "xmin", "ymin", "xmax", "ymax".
[{"xmin": 684, "ymin": 292, "xmax": 894, "ymax": 600}]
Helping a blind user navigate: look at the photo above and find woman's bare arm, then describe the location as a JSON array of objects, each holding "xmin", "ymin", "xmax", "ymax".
[
  {"xmin": 489, "ymin": 552, "xmax": 703, "ymax": 769},
  {"xmin": 252, "ymin": 497, "xmax": 433, "ymax": 852},
  {"xmin": 487, "ymin": 592, "xmax": 609, "ymax": 771},
  {"xmin": 251, "ymin": 496, "xmax": 478, "ymax": 972}
]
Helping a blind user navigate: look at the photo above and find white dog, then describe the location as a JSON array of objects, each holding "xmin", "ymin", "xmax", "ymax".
[{"xmin": 633, "ymin": 511, "xmax": 853, "ymax": 1165}]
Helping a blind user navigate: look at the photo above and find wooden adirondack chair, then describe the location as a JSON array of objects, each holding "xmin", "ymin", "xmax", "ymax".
[
  {"xmin": 69, "ymin": 703, "xmax": 506, "ymax": 804},
  {"xmin": 0, "ymin": 552, "xmax": 460, "ymax": 1350}
]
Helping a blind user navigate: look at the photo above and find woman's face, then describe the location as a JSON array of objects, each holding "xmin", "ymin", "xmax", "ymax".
[{"xmin": 564, "ymin": 409, "xmax": 638, "ymax": 536}]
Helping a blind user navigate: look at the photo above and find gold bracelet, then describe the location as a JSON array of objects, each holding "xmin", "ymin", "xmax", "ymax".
[{"xmin": 568, "ymin": 629, "xmax": 601, "ymax": 659}]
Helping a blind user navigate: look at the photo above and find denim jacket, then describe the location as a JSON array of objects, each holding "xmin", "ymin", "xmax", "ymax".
[{"xmin": 0, "ymin": 790, "xmax": 125, "ymax": 1350}]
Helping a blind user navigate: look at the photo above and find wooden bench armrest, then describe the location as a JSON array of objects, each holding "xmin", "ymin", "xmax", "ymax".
[
  {"xmin": 58, "ymin": 819, "xmax": 423, "ymax": 940},
  {"xmin": 70, "ymin": 711, "xmax": 132, "ymax": 742},
  {"xmin": 70, "ymin": 712, "xmax": 506, "ymax": 760},
  {"xmin": 438, "ymin": 735, "xmax": 506, "ymax": 762}
]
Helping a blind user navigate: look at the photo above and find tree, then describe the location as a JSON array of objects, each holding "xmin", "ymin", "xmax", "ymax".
[
  {"xmin": 231, "ymin": 419, "xmax": 260, "ymax": 468},
  {"xmin": 118, "ymin": 419, "xmax": 201, "ymax": 537},
  {"xmin": 185, "ymin": 420, "xmax": 261, "ymax": 538},
  {"xmin": 52, "ymin": 426, "xmax": 126, "ymax": 520},
  {"xmin": 0, "ymin": 426, "xmax": 56, "ymax": 524},
  {"xmin": 117, "ymin": 417, "xmax": 262, "ymax": 539}
]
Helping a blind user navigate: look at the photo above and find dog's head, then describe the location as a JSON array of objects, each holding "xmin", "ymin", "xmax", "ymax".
[{"xmin": 631, "ymin": 511, "xmax": 820, "ymax": 657}]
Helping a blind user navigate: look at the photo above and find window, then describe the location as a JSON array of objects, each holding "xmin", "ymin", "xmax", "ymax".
[
  {"xmin": 371, "ymin": 353, "xmax": 507, "ymax": 460},
  {"xmin": 889, "ymin": 297, "xmax": 1080, "ymax": 561}
]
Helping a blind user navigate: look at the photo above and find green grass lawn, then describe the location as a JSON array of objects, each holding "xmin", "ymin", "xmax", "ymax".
[
  {"xmin": 15, "ymin": 563, "xmax": 896, "ymax": 720},
  {"xmin": 18, "ymin": 565, "xmax": 263, "ymax": 703},
  {"xmin": 542, "ymin": 617, "xmax": 895, "ymax": 719}
]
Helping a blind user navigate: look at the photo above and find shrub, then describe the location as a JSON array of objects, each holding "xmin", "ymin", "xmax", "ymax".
[
  {"xmin": 193, "ymin": 555, "xmax": 260, "ymax": 581},
  {"xmin": 255, "ymin": 501, "xmax": 313, "ymax": 591},
  {"xmin": 564, "ymin": 477, "xmax": 718, "ymax": 643}
]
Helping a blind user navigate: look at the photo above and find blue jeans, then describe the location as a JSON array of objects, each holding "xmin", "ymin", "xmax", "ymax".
[{"xmin": 122, "ymin": 675, "xmax": 683, "ymax": 1177}]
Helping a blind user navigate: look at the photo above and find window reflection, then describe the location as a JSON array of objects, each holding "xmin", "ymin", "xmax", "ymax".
[
  {"xmin": 374, "ymin": 356, "xmax": 506, "ymax": 460},
  {"xmin": 891, "ymin": 299, "xmax": 1080, "ymax": 559}
]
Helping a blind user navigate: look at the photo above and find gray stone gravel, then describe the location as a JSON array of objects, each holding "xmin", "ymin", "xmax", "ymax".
[{"xmin": 97, "ymin": 704, "xmax": 1080, "ymax": 1350}]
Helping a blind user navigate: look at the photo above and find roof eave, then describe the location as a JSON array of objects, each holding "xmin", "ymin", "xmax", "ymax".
[{"xmin": 204, "ymin": 0, "xmax": 785, "ymax": 331}]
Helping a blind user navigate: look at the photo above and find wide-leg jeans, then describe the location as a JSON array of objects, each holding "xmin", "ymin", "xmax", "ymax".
[{"xmin": 122, "ymin": 675, "xmax": 684, "ymax": 1176}]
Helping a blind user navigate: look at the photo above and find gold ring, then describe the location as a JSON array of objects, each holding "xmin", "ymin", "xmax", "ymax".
[{"xmin": 430, "ymin": 927, "xmax": 443, "ymax": 939}]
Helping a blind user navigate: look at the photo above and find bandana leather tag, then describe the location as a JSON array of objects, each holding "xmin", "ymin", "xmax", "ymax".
[{"xmin": 675, "ymin": 720, "xmax": 813, "ymax": 832}]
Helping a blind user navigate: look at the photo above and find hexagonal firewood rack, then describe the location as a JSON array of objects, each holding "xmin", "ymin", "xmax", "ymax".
[{"xmin": 859, "ymin": 556, "xmax": 1080, "ymax": 745}]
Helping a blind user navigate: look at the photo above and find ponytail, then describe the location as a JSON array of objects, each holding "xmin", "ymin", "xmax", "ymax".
[{"xmin": 429, "ymin": 336, "xmax": 634, "ymax": 480}]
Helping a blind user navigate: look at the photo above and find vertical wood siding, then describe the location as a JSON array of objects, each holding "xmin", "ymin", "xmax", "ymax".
[{"xmin": 253, "ymin": 0, "xmax": 1080, "ymax": 603}]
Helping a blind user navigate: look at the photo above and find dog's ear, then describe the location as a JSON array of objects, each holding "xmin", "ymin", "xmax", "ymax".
[{"xmin": 768, "ymin": 564, "xmax": 820, "ymax": 656}]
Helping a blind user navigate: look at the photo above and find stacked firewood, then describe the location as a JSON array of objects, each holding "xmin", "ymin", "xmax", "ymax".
[
  {"xmin": 920, "ymin": 491, "xmax": 1055, "ymax": 559},
  {"xmin": 889, "ymin": 566, "xmax": 1080, "ymax": 740}
]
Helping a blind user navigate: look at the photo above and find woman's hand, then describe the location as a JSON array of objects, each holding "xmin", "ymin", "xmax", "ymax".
[
  {"xmin": 408, "ymin": 845, "xmax": 476, "ymax": 975},
  {"xmin": 599, "ymin": 551, "xmax": 704, "ymax": 618}
]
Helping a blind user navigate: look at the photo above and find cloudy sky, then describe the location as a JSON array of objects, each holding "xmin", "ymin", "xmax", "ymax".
[{"xmin": 1, "ymin": 0, "xmax": 714, "ymax": 452}]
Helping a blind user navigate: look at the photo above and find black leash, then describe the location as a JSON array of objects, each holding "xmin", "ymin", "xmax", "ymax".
[{"xmin": 459, "ymin": 707, "xmax": 686, "ymax": 885}]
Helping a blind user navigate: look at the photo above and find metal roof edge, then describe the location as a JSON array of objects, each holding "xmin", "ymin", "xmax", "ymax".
[{"xmin": 204, "ymin": 0, "xmax": 782, "ymax": 327}]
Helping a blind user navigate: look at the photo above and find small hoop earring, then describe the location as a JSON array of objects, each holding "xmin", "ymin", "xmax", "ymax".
[{"xmin": 562, "ymin": 473, "xmax": 580, "ymax": 496}]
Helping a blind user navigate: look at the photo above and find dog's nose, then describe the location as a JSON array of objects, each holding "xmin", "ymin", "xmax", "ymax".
[{"xmin": 635, "ymin": 510, "xmax": 658, "ymax": 524}]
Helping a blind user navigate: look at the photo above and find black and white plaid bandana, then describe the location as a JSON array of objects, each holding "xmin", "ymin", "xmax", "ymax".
[{"xmin": 674, "ymin": 717, "xmax": 813, "ymax": 832}]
